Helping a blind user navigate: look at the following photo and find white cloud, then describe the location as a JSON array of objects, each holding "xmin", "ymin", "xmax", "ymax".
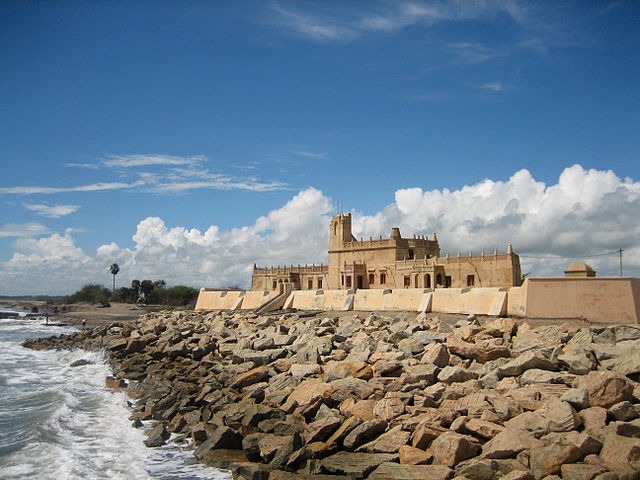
[
  {"xmin": 270, "ymin": 1, "xmax": 533, "ymax": 43},
  {"xmin": 0, "ymin": 222, "xmax": 51, "ymax": 238},
  {"xmin": 0, "ymin": 181, "xmax": 145, "ymax": 195},
  {"xmin": 1, "ymin": 166, "xmax": 639, "ymax": 295},
  {"xmin": 101, "ymin": 154, "xmax": 207, "ymax": 168},
  {"xmin": 481, "ymin": 81, "xmax": 504, "ymax": 92},
  {"xmin": 23, "ymin": 203, "xmax": 80, "ymax": 218}
]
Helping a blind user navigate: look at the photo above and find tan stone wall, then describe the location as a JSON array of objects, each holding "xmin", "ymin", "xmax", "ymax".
[{"xmin": 510, "ymin": 277, "xmax": 640, "ymax": 324}]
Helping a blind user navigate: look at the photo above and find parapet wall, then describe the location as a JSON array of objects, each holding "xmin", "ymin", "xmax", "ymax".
[
  {"xmin": 196, "ymin": 278, "xmax": 640, "ymax": 323},
  {"xmin": 508, "ymin": 277, "xmax": 640, "ymax": 324},
  {"xmin": 195, "ymin": 289, "xmax": 278, "ymax": 311}
]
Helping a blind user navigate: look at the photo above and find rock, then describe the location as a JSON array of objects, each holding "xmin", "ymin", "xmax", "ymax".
[
  {"xmin": 318, "ymin": 452, "xmax": 398, "ymax": 479},
  {"xmin": 326, "ymin": 415, "xmax": 362, "ymax": 446},
  {"xmin": 558, "ymin": 350, "xmax": 596, "ymax": 375},
  {"xmin": 398, "ymin": 444, "xmax": 432, "ymax": 465},
  {"xmin": 290, "ymin": 363, "xmax": 323, "ymax": 378},
  {"xmin": 482, "ymin": 429, "xmax": 544, "ymax": 459},
  {"xmin": 343, "ymin": 420, "xmax": 388, "ymax": 451},
  {"xmin": 498, "ymin": 352, "xmax": 556, "ymax": 377},
  {"xmin": 304, "ymin": 416, "xmax": 342, "ymax": 444},
  {"xmin": 70, "ymin": 358, "xmax": 94, "ymax": 367},
  {"xmin": 411, "ymin": 423, "xmax": 448, "ymax": 450},
  {"xmin": 599, "ymin": 433, "xmax": 640, "ymax": 465},
  {"xmin": 579, "ymin": 407, "xmax": 608, "ymax": 434},
  {"xmin": 283, "ymin": 378, "xmax": 331, "ymax": 411},
  {"xmin": 403, "ymin": 364, "xmax": 438, "ymax": 384},
  {"xmin": 561, "ymin": 387, "xmax": 591, "ymax": 410},
  {"xmin": 529, "ymin": 436, "xmax": 582, "ymax": 479},
  {"xmin": 373, "ymin": 397, "xmax": 406, "ymax": 421},
  {"xmin": 253, "ymin": 337, "xmax": 275, "ymax": 351},
  {"xmin": 608, "ymin": 401, "xmax": 638, "ymax": 421},
  {"xmin": 368, "ymin": 462, "xmax": 454, "ymax": 480},
  {"xmin": 269, "ymin": 432, "xmax": 304, "ymax": 468},
  {"xmin": 242, "ymin": 433, "xmax": 290, "ymax": 463},
  {"xmin": 144, "ymin": 423, "xmax": 170, "ymax": 447},
  {"xmin": 464, "ymin": 418, "xmax": 505, "ymax": 439},
  {"xmin": 231, "ymin": 366, "xmax": 269, "ymax": 390},
  {"xmin": 194, "ymin": 426, "xmax": 243, "ymax": 458},
  {"xmin": 540, "ymin": 398, "xmax": 582, "ymax": 432},
  {"xmin": 559, "ymin": 463, "xmax": 608, "ymax": 480},
  {"xmin": 373, "ymin": 359, "xmax": 403, "ymax": 377},
  {"xmin": 422, "ymin": 343, "xmax": 450, "ymax": 368},
  {"xmin": 454, "ymin": 458, "xmax": 499, "ymax": 480},
  {"xmin": 356, "ymin": 425, "xmax": 411, "ymax": 453},
  {"xmin": 106, "ymin": 337, "xmax": 127, "ymax": 351},
  {"xmin": 584, "ymin": 370, "xmax": 633, "ymax": 408},
  {"xmin": 429, "ymin": 432, "xmax": 480, "ymax": 467},
  {"xmin": 503, "ymin": 411, "xmax": 549, "ymax": 437},
  {"xmin": 438, "ymin": 366, "xmax": 478, "ymax": 384},
  {"xmin": 499, "ymin": 472, "xmax": 534, "ymax": 480}
]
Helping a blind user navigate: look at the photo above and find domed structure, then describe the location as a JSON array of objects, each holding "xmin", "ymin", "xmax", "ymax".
[{"xmin": 564, "ymin": 262, "xmax": 596, "ymax": 278}]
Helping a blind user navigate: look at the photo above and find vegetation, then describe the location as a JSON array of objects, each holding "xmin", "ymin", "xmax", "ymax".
[
  {"xmin": 63, "ymin": 284, "xmax": 111, "ymax": 304},
  {"xmin": 108, "ymin": 279, "xmax": 198, "ymax": 307}
]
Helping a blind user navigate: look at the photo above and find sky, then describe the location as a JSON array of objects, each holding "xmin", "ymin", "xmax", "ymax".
[{"xmin": 0, "ymin": 1, "xmax": 639, "ymax": 295}]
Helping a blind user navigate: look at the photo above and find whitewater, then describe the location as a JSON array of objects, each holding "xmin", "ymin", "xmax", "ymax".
[{"xmin": 0, "ymin": 311, "xmax": 232, "ymax": 480}]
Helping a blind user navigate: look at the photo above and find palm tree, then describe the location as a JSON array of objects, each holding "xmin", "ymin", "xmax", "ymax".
[{"xmin": 109, "ymin": 263, "xmax": 120, "ymax": 292}]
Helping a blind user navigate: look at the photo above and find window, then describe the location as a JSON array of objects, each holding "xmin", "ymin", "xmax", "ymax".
[
  {"xmin": 445, "ymin": 276, "xmax": 452, "ymax": 287},
  {"xmin": 341, "ymin": 275, "xmax": 344, "ymax": 286},
  {"xmin": 318, "ymin": 278, "xmax": 322, "ymax": 289},
  {"xmin": 308, "ymin": 279, "xmax": 313, "ymax": 289},
  {"xmin": 380, "ymin": 273, "xmax": 386, "ymax": 284},
  {"xmin": 466, "ymin": 275, "xmax": 475, "ymax": 287},
  {"xmin": 408, "ymin": 249, "xmax": 414, "ymax": 260},
  {"xmin": 272, "ymin": 280, "xmax": 277, "ymax": 289},
  {"xmin": 369, "ymin": 273, "xmax": 375, "ymax": 285},
  {"xmin": 404, "ymin": 275, "xmax": 410, "ymax": 287},
  {"xmin": 425, "ymin": 274, "xmax": 431, "ymax": 288},
  {"xmin": 346, "ymin": 276, "xmax": 352, "ymax": 288}
]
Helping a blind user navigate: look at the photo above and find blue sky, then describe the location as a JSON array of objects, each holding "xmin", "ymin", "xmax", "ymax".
[{"xmin": 1, "ymin": 1, "xmax": 639, "ymax": 295}]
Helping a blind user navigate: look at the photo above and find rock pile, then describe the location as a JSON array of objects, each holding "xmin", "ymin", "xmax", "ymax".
[{"xmin": 24, "ymin": 310, "xmax": 640, "ymax": 480}]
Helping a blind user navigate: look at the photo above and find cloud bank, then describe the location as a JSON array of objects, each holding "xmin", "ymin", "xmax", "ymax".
[{"xmin": 1, "ymin": 165, "xmax": 638, "ymax": 295}]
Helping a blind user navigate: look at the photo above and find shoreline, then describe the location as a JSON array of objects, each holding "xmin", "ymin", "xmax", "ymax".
[{"xmin": 22, "ymin": 309, "xmax": 640, "ymax": 480}]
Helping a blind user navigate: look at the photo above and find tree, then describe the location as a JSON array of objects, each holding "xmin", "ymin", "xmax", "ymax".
[
  {"xmin": 109, "ymin": 263, "xmax": 120, "ymax": 292},
  {"xmin": 131, "ymin": 279, "xmax": 140, "ymax": 302},
  {"xmin": 140, "ymin": 280, "xmax": 154, "ymax": 301}
]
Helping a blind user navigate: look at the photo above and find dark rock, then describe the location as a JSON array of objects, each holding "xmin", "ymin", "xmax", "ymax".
[
  {"xmin": 70, "ymin": 359, "xmax": 94, "ymax": 367},
  {"xmin": 144, "ymin": 423, "xmax": 170, "ymax": 447}
]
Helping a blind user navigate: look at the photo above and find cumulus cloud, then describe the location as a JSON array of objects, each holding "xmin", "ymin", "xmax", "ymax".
[
  {"xmin": 23, "ymin": 203, "xmax": 80, "ymax": 218},
  {"xmin": 352, "ymin": 165, "xmax": 640, "ymax": 277},
  {"xmin": 1, "ymin": 166, "xmax": 638, "ymax": 295}
]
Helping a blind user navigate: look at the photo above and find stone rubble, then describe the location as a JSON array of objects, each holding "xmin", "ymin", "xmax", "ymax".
[{"xmin": 23, "ymin": 310, "xmax": 640, "ymax": 480}]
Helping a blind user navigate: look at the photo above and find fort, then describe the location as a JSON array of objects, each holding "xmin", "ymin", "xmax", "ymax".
[
  {"xmin": 252, "ymin": 213, "xmax": 522, "ymax": 291},
  {"xmin": 196, "ymin": 214, "xmax": 640, "ymax": 324}
]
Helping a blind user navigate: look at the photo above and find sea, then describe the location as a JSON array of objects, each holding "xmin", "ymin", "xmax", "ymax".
[{"xmin": 0, "ymin": 310, "xmax": 232, "ymax": 480}]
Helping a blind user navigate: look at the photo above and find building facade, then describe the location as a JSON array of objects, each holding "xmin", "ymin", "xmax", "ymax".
[{"xmin": 252, "ymin": 213, "xmax": 522, "ymax": 291}]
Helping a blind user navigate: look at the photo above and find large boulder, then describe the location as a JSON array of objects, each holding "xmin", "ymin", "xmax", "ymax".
[{"xmin": 584, "ymin": 370, "xmax": 633, "ymax": 408}]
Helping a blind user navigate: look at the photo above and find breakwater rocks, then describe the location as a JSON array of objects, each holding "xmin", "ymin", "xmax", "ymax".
[{"xmin": 23, "ymin": 310, "xmax": 640, "ymax": 480}]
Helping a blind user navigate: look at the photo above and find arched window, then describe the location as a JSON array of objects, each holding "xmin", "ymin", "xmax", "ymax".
[
  {"xmin": 425, "ymin": 274, "xmax": 431, "ymax": 288},
  {"xmin": 368, "ymin": 273, "xmax": 375, "ymax": 285}
]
